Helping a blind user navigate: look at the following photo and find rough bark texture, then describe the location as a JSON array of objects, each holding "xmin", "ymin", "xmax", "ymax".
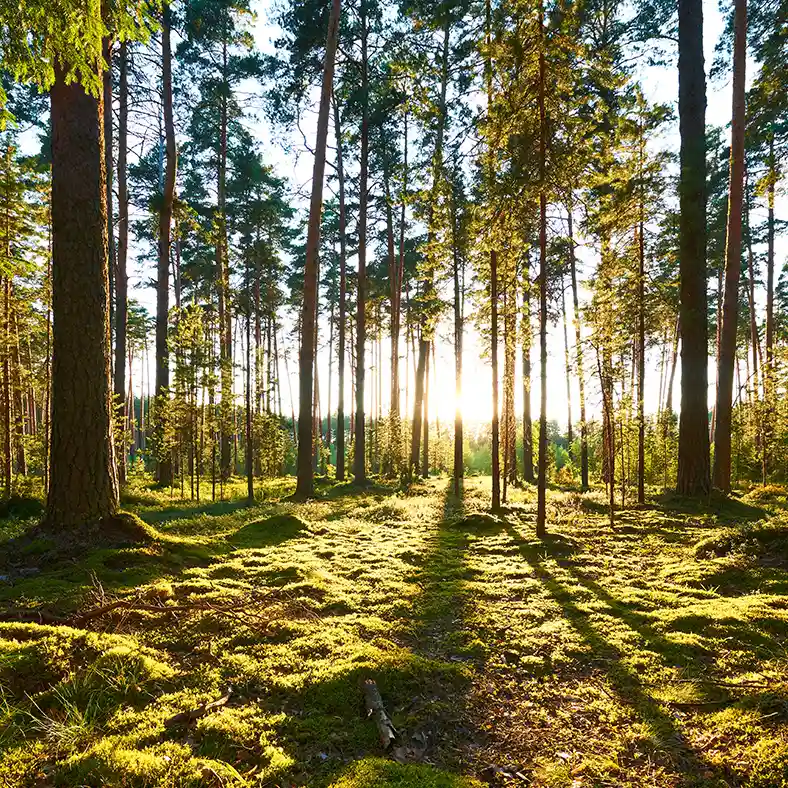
[
  {"xmin": 712, "ymin": 0, "xmax": 746, "ymax": 493},
  {"xmin": 294, "ymin": 0, "xmax": 341, "ymax": 498},
  {"xmin": 156, "ymin": 5, "xmax": 177, "ymax": 487},
  {"xmin": 676, "ymin": 0, "xmax": 710, "ymax": 496},
  {"xmin": 43, "ymin": 72, "xmax": 119, "ymax": 529}
]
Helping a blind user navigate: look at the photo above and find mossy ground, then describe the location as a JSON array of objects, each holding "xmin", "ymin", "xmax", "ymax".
[{"xmin": 1, "ymin": 476, "xmax": 787, "ymax": 787}]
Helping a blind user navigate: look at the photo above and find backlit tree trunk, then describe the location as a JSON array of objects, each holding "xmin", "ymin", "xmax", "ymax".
[
  {"xmin": 156, "ymin": 4, "xmax": 177, "ymax": 487},
  {"xmin": 353, "ymin": 0, "xmax": 369, "ymax": 484},
  {"xmin": 334, "ymin": 93, "xmax": 348, "ymax": 481},
  {"xmin": 294, "ymin": 0, "xmax": 341, "ymax": 498},
  {"xmin": 536, "ymin": 0, "xmax": 548, "ymax": 536},
  {"xmin": 712, "ymin": 0, "xmax": 746, "ymax": 493},
  {"xmin": 676, "ymin": 0, "xmax": 710, "ymax": 496}
]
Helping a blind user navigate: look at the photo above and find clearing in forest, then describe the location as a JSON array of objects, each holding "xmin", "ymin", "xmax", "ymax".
[{"xmin": 1, "ymin": 477, "xmax": 787, "ymax": 787}]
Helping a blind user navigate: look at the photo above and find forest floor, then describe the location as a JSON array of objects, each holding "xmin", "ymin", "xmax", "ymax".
[{"xmin": 1, "ymin": 476, "xmax": 788, "ymax": 787}]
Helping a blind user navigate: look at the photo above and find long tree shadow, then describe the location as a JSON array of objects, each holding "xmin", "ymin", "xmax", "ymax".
[{"xmin": 503, "ymin": 523, "xmax": 722, "ymax": 782}]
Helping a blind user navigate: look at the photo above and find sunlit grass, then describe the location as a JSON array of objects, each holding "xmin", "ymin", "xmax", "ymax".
[{"xmin": 0, "ymin": 475, "xmax": 786, "ymax": 786}]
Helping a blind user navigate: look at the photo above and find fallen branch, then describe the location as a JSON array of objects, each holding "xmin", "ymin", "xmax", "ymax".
[
  {"xmin": 164, "ymin": 691, "xmax": 231, "ymax": 727},
  {"xmin": 362, "ymin": 678, "xmax": 398, "ymax": 750},
  {"xmin": 0, "ymin": 589, "xmax": 297, "ymax": 630}
]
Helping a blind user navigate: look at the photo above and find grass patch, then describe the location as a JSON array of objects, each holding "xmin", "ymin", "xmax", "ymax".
[{"xmin": 0, "ymin": 476, "xmax": 787, "ymax": 786}]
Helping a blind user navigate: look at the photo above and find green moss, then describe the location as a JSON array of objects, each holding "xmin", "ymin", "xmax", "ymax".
[
  {"xmin": 0, "ymin": 477, "xmax": 786, "ymax": 787},
  {"xmin": 327, "ymin": 757, "xmax": 483, "ymax": 787}
]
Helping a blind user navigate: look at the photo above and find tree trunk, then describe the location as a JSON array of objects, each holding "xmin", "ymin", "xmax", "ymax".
[
  {"xmin": 421, "ymin": 346, "xmax": 429, "ymax": 478},
  {"xmin": 245, "ymin": 304, "xmax": 253, "ymax": 504},
  {"xmin": 491, "ymin": 252, "xmax": 501, "ymax": 509},
  {"xmin": 452, "ymin": 190, "xmax": 463, "ymax": 496},
  {"xmin": 3, "ymin": 278, "xmax": 11, "ymax": 496},
  {"xmin": 637, "ymin": 123, "xmax": 646, "ymax": 505},
  {"xmin": 114, "ymin": 43, "xmax": 129, "ymax": 485},
  {"xmin": 410, "ymin": 20, "xmax": 450, "ymax": 477},
  {"xmin": 561, "ymin": 270, "xmax": 573, "ymax": 451},
  {"xmin": 522, "ymin": 269, "xmax": 534, "ymax": 483},
  {"xmin": 567, "ymin": 205, "xmax": 588, "ymax": 490},
  {"xmin": 353, "ymin": 0, "xmax": 369, "ymax": 484},
  {"xmin": 43, "ymin": 71, "xmax": 119, "ymax": 529},
  {"xmin": 536, "ymin": 1, "xmax": 548, "ymax": 535},
  {"xmin": 294, "ymin": 0, "xmax": 341, "ymax": 498},
  {"xmin": 218, "ymin": 37, "xmax": 232, "ymax": 479},
  {"xmin": 156, "ymin": 4, "xmax": 177, "ymax": 487},
  {"xmin": 676, "ymin": 0, "xmax": 710, "ymax": 496},
  {"xmin": 712, "ymin": 0, "xmax": 746, "ymax": 493},
  {"xmin": 103, "ymin": 37, "xmax": 115, "ymax": 356},
  {"xmin": 409, "ymin": 338, "xmax": 427, "ymax": 477},
  {"xmin": 11, "ymin": 305, "xmax": 26, "ymax": 476},
  {"xmin": 333, "ymin": 93, "xmax": 347, "ymax": 482}
]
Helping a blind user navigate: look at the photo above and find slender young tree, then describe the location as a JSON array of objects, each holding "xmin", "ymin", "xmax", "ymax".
[
  {"xmin": 712, "ymin": 0, "xmax": 747, "ymax": 493},
  {"xmin": 155, "ymin": 3, "xmax": 177, "ymax": 487},
  {"xmin": 295, "ymin": 0, "xmax": 341, "ymax": 499}
]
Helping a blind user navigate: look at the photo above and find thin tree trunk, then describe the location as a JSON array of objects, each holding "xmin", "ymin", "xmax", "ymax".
[
  {"xmin": 712, "ymin": 0, "xmax": 746, "ymax": 493},
  {"xmin": 156, "ymin": 4, "xmax": 176, "ymax": 486},
  {"xmin": 452, "ymin": 186, "xmax": 463, "ymax": 496},
  {"xmin": 353, "ymin": 0, "xmax": 369, "ymax": 484},
  {"xmin": 536, "ymin": 0, "xmax": 548, "ymax": 535},
  {"xmin": 114, "ymin": 43, "xmax": 129, "ymax": 485},
  {"xmin": 637, "ymin": 121, "xmax": 646, "ymax": 504},
  {"xmin": 218, "ymin": 36, "xmax": 232, "ymax": 479},
  {"xmin": 421, "ymin": 346, "xmax": 429, "ymax": 478},
  {"xmin": 561, "ymin": 269, "xmax": 573, "ymax": 450},
  {"xmin": 333, "ymin": 93, "xmax": 347, "ymax": 481},
  {"xmin": 567, "ymin": 204, "xmax": 587, "ymax": 490},
  {"xmin": 294, "ymin": 0, "xmax": 341, "ymax": 498},
  {"xmin": 522, "ymin": 268, "xmax": 534, "ymax": 483}
]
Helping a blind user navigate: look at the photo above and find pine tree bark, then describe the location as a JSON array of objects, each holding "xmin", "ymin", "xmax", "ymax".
[
  {"xmin": 114, "ymin": 43, "xmax": 129, "ymax": 485},
  {"xmin": 410, "ymin": 20, "xmax": 450, "ymax": 477},
  {"xmin": 333, "ymin": 93, "xmax": 348, "ymax": 482},
  {"xmin": 218, "ymin": 36, "xmax": 233, "ymax": 479},
  {"xmin": 536, "ymin": 1, "xmax": 548, "ymax": 536},
  {"xmin": 567, "ymin": 205, "xmax": 588, "ymax": 489},
  {"xmin": 156, "ymin": 4, "xmax": 177, "ymax": 487},
  {"xmin": 491, "ymin": 251, "xmax": 501, "ymax": 509},
  {"xmin": 353, "ymin": 0, "xmax": 369, "ymax": 484},
  {"xmin": 676, "ymin": 0, "xmax": 710, "ymax": 496},
  {"xmin": 43, "ymin": 71, "xmax": 119, "ymax": 529},
  {"xmin": 294, "ymin": 0, "xmax": 341, "ymax": 498},
  {"xmin": 103, "ymin": 37, "xmax": 115, "ymax": 349},
  {"xmin": 421, "ymin": 347, "xmax": 429, "ymax": 478},
  {"xmin": 522, "ymin": 272, "xmax": 534, "ymax": 483},
  {"xmin": 560, "ymin": 270, "xmax": 573, "ymax": 451},
  {"xmin": 452, "ymin": 190, "xmax": 463, "ymax": 496},
  {"xmin": 712, "ymin": 0, "xmax": 746, "ymax": 493}
]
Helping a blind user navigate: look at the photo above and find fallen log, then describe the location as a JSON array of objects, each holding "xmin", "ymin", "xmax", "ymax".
[{"xmin": 362, "ymin": 678, "xmax": 398, "ymax": 750}]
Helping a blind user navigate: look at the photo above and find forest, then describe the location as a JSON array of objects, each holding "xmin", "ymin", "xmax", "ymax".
[{"xmin": 0, "ymin": 0, "xmax": 787, "ymax": 784}]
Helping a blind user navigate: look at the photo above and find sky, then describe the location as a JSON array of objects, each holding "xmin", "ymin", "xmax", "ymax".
[{"xmin": 113, "ymin": 0, "xmax": 787, "ymax": 431}]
